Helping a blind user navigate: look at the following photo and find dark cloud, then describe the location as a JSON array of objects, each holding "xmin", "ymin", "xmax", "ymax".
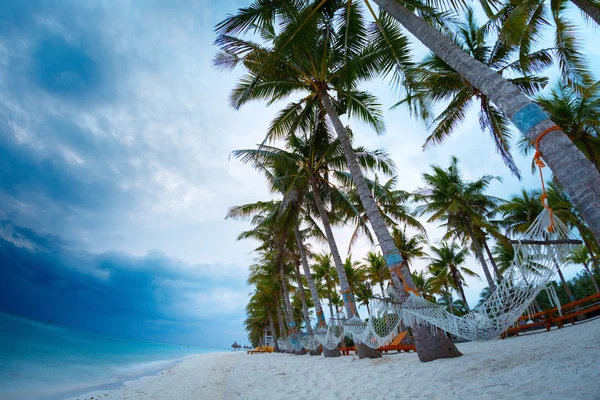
[
  {"xmin": 32, "ymin": 36, "xmax": 104, "ymax": 98},
  {"xmin": 0, "ymin": 220, "xmax": 247, "ymax": 346}
]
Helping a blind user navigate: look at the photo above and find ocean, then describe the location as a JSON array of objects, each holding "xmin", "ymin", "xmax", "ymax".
[{"xmin": 0, "ymin": 312, "xmax": 219, "ymax": 400}]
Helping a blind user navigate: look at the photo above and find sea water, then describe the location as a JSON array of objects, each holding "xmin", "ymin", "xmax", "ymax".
[{"xmin": 0, "ymin": 312, "xmax": 219, "ymax": 400}]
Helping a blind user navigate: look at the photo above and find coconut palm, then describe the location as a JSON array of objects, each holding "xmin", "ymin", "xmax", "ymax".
[
  {"xmin": 343, "ymin": 255, "xmax": 366, "ymax": 305},
  {"xmin": 404, "ymin": 6, "xmax": 552, "ymax": 178},
  {"xmin": 416, "ymin": 156, "xmax": 502, "ymax": 289},
  {"xmin": 313, "ymin": 252, "xmax": 339, "ymax": 320},
  {"xmin": 217, "ymin": 0, "xmax": 600, "ymax": 252},
  {"xmin": 215, "ymin": 0, "xmax": 461, "ymax": 361},
  {"xmin": 428, "ymin": 262, "xmax": 457, "ymax": 314},
  {"xmin": 489, "ymin": 0, "xmax": 597, "ymax": 93},
  {"xmin": 233, "ymin": 127, "xmax": 394, "ymax": 319},
  {"xmin": 354, "ymin": 281, "xmax": 374, "ymax": 315},
  {"xmin": 391, "ymin": 226, "xmax": 428, "ymax": 267},
  {"xmin": 345, "ymin": 176, "xmax": 425, "ymax": 253},
  {"xmin": 362, "ymin": 251, "xmax": 390, "ymax": 296},
  {"xmin": 428, "ymin": 242, "xmax": 479, "ymax": 311},
  {"xmin": 368, "ymin": 0, "xmax": 600, "ymax": 243},
  {"xmin": 567, "ymin": 245, "xmax": 600, "ymax": 293},
  {"xmin": 536, "ymin": 82, "xmax": 600, "ymax": 169},
  {"xmin": 411, "ymin": 270, "xmax": 436, "ymax": 301}
]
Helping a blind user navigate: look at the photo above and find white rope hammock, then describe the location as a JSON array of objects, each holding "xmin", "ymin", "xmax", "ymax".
[
  {"xmin": 280, "ymin": 209, "xmax": 575, "ymax": 352},
  {"xmin": 400, "ymin": 208, "xmax": 578, "ymax": 341}
]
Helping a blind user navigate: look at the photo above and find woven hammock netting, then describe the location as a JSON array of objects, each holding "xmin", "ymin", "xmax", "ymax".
[
  {"xmin": 401, "ymin": 208, "xmax": 577, "ymax": 341},
  {"xmin": 283, "ymin": 209, "xmax": 577, "ymax": 349}
]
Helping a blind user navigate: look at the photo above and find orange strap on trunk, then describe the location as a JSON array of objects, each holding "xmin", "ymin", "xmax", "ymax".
[{"xmin": 530, "ymin": 126, "xmax": 561, "ymax": 232}]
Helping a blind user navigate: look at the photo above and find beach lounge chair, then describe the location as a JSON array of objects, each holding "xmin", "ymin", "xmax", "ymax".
[
  {"xmin": 378, "ymin": 331, "xmax": 416, "ymax": 353},
  {"xmin": 247, "ymin": 345, "xmax": 274, "ymax": 354}
]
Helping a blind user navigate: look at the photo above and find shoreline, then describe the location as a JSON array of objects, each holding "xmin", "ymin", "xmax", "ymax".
[
  {"xmin": 63, "ymin": 352, "xmax": 227, "ymax": 400},
  {"xmin": 68, "ymin": 317, "xmax": 600, "ymax": 399}
]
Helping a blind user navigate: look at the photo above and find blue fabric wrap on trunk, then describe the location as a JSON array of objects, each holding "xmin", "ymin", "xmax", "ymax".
[
  {"xmin": 511, "ymin": 103, "xmax": 549, "ymax": 134},
  {"xmin": 386, "ymin": 252, "xmax": 403, "ymax": 266}
]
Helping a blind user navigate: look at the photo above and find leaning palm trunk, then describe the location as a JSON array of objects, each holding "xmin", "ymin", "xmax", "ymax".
[
  {"xmin": 464, "ymin": 219, "xmax": 496, "ymax": 290},
  {"xmin": 482, "ymin": 240, "xmax": 503, "ymax": 282},
  {"xmin": 570, "ymin": 0, "xmax": 600, "ymax": 25},
  {"xmin": 294, "ymin": 226, "xmax": 326, "ymax": 328},
  {"xmin": 452, "ymin": 269, "xmax": 470, "ymax": 312},
  {"xmin": 280, "ymin": 279, "xmax": 295, "ymax": 334},
  {"xmin": 582, "ymin": 262, "xmax": 600, "ymax": 293},
  {"xmin": 319, "ymin": 89, "xmax": 462, "ymax": 362},
  {"xmin": 444, "ymin": 285, "xmax": 454, "ymax": 315},
  {"xmin": 309, "ymin": 177, "xmax": 358, "ymax": 318},
  {"xmin": 556, "ymin": 267, "xmax": 576, "ymax": 302},
  {"xmin": 294, "ymin": 259, "xmax": 313, "ymax": 335},
  {"xmin": 373, "ymin": 0, "xmax": 600, "ymax": 246},
  {"xmin": 276, "ymin": 295, "xmax": 286, "ymax": 339},
  {"xmin": 268, "ymin": 309, "xmax": 279, "ymax": 352}
]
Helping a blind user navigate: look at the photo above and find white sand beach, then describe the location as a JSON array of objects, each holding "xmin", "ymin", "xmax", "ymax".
[{"xmin": 75, "ymin": 317, "xmax": 600, "ymax": 400}]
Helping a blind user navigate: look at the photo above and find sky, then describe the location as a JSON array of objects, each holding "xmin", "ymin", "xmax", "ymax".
[{"xmin": 0, "ymin": 0, "xmax": 598, "ymax": 348}]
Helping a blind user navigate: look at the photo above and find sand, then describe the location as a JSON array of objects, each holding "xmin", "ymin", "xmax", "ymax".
[{"xmin": 74, "ymin": 317, "xmax": 600, "ymax": 400}]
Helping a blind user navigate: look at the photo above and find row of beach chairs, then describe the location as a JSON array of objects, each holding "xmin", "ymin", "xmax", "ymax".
[{"xmin": 501, "ymin": 291, "xmax": 600, "ymax": 338}]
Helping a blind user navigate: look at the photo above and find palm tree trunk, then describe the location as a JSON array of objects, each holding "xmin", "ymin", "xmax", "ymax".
[
  {"xmin": 268, "ymin": 309, "xmax": 279, "ymax": 351},
  {"xmin": 444, "ymin": 284, "xmax": 454, "ymax": 314},
  {"xmin": 570, "ymin": 0, "xmax": 600, "ymax": 25},
  {"xmin": 294, "ymin": 226, "xmax": 326, "ymax": 328},
  {"xmin": 379, "ymin": 280, "xmax": 386, "ymax": 297},
  {"xmin": 328, "ymin": 296, "xmax": 334, "ymax": 320},
  {"xmin": 464, "ymin": 219, "xmax": 496, "ymax": 290},
  {"xmin": 294, "ymin": 258, "xmax": 313, "ymax": 334},
  {"xmin": 309, "ymin": 176, "xmax": 357, "ymax": 318},
  {"xmin": 276, "ymin": 295, "xmax": 286, "ymax": 338},
  {"xmin": 482, "ymin": 239, "xmax": 503, "ymax": 281},
  {"xmin": 583, "ymin": 262, "xmax": 600, "ymax": 293},
  {"xmin": 372, "ymin": 0, "xmax": 600, "ymax": 247},
  {"xmin": 280, "ymin": 279, "xmax": 295, "ymax": 333},
  {"xmin": 451, "ymin": 268, "xmax": 470, "ymax": 312},
  {"xmin": 319, "ymin": 89, "xmax": 462, "ymax": 362},
  {"xmin": 556, "ymin": 267, "xmax": 576, "ymax": 302}
]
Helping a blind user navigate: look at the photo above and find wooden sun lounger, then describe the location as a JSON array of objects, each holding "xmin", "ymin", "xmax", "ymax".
[
  {"xmin": 552, "ymin": 292, "xmax": 600, "ymax": 328},
  {"xmin": 340, "ymin": 332, "xmax": 416, "ymax": 355},
  {"xmin": 247, "ymin": 346, "xmax": 273, "ymax": 354},
  {"xmin": 378, "ymin": 331, "xmax": 415, "ymax": 353},
  {"xmin": 502, "ymin": 292, "xmax": 600, "ymax": 338}
]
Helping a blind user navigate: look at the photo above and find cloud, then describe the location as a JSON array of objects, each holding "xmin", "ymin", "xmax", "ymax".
[{"xmin": 0, "ymin": 220, "xmax": 248, "ymax": 346}]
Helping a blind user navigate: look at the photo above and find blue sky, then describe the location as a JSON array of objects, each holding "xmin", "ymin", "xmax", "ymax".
[{"xmin": 0, "ymin": 0, "xmax": 598, "ymax": 348}]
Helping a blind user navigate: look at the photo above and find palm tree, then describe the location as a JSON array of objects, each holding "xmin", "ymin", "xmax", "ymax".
[
  {"xmin": 368, "ymin": 0, "xmax": 600, "ymax": 243},
  {"xmin": 428, "ymin": 242, "xmax": 479, "ymax": 311},
  {"xmin": 217, "ymin": 0, "xmax": 600, "ymax": 254},
  {"xmin": 215, "ymin": 0, "xmax": 462, "ymax": 361},
  {"xmin": 313, "ymin": 253, "xmax": 339, "ymax": 321},
  {"xmin": 416, "ymin": 156, "xmax": 501, "ymax": 289},
  {"xmin": 391, "ymin": 226, "xmax": 428, "ymax": 267},
  {"xmin": 534, "ymin": 82, "xmax": 600, "ymax": 171},
  {"xmin": 428, "ymin": 262, "xmax": 457, "ymax": 314},
  {"xmin": 404, "ymin": 7, "xmax": 551, "ymax": 178},
  {"xmin": 567, "ymin": 245, "xmax": 600, "ymax": 293},
  {"xmin": 354, "ymin": 281, "xmax": 374, "ymax": 315},
  {"xmin": 233, "ymin": 126, "xmax": 395, "ymax": 321},
  {"xmin": 345, "ymin": 176, "xmax": 425, "ymax": 253},
  {"xmin": 411, "ymin": 270, "xmax": 436, "ymax": 301},
  {"xmin": 490, "ymin": 0, "xmax": 597, "ymax": 90},
  {"xmin": 362, "ymin": 251, "xmax": 390, "ymax": 296}
]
